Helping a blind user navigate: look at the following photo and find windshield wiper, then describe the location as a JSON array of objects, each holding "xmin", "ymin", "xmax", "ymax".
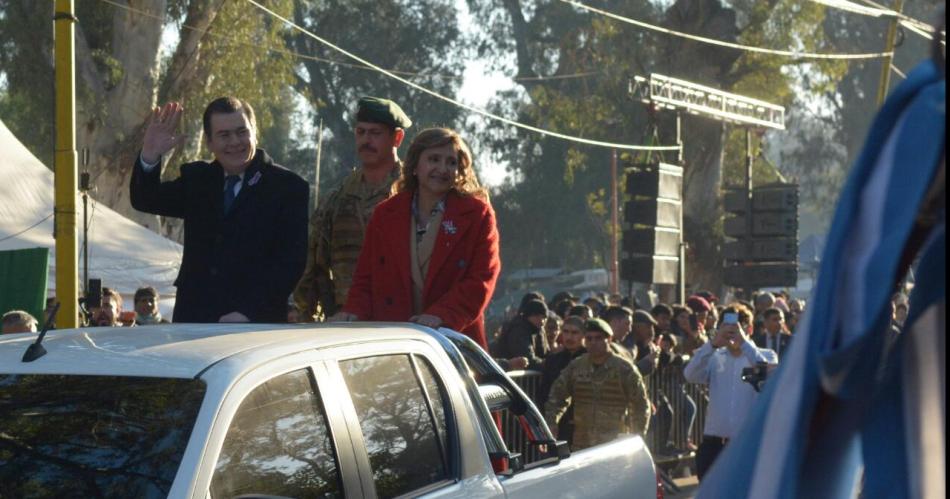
[{"xmin": 22, "ymin": 302, "xmax": 59, "ymax": 363}]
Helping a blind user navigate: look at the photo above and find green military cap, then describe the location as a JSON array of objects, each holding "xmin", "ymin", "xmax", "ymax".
[
  {"xmin": 355, "ymin": 96, "xmax": 412, "ymax": 129},
  {"xmin": 585, "ymin": 318, "xmax": 613, "ymax": 338}
]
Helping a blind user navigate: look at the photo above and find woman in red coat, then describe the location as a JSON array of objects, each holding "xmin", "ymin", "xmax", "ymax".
[{"xmin": 337, "ymin": 128, "xmax": 500, "ymax": 349}]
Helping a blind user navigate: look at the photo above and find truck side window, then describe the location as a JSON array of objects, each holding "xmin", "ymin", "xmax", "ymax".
[
  {"xmin": 414, "ymin": 354, "xmax": 451, "ymax": 466},
  {"xmin": 340, "ymin": 354, "xmax": 451, "ymax": 497},
  {"xmin": 210, "ymin": 368, "xmax": 342, "ymax": 498}
]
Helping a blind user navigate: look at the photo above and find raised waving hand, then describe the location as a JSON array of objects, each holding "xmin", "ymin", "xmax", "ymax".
[{"xmin": 141, "ymin": 102, "xmax": 185, "ymax": 165}]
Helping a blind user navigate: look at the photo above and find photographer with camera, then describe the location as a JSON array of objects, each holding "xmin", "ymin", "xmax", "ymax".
[
  {"xmin": 683, "ymin": 304, "xmax": 777, "ymax": 480},
  {"xmin": 86, "ymin": 288, "xmax": 126, "ymax": 328}
]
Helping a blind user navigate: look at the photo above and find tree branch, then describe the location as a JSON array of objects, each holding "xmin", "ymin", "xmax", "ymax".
[{"xmin": 159, "ymin": 0, "xmax": 227, "ymax": 102}]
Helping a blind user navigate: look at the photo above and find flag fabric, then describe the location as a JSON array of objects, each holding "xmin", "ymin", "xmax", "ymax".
[
  {"xmin": 697, "ymin": 60, "xmax": 945, "ymax": 498},
  {"xmin": 0, "ymin": 247, "xmax": 50, "ymax": 322}
]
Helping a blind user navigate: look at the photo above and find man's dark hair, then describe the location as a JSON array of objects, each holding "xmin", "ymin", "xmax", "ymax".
[
  {"xmin": 134, "ymin": 286, "xmax": 159, "ymax": 303},
  {"xmin": 651, "ymin": 303, "xmax": 673, "ymax": 318},
  {"xmin": 568, "ymin": 304, "xmax": 592, "ymax": 319},
  {"xmin": 202, "ymin": 97, "xmax": 257, "ymax": 138},
  {"xmin": 553, "ymin": 299, "xmax": 574, "ymax": 319},
  {"xmin": 602, "ymin": 305, "xmax": 633, "ymax": 323},
  {"xmin": 519, "ymin": 291, "xmax": 545, "ymax": 311},
  {"xmin": 763, "ymin": 307, "xmax": 785, "ymax": 321},
  {"xmin": 658, "ymin": 332, "xmax": 678, "ymax": 347}
]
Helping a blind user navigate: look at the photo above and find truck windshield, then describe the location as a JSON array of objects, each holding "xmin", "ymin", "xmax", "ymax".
[{"xmin": 0, "ymin": 374, "xmax": 206, "ymax": 498}]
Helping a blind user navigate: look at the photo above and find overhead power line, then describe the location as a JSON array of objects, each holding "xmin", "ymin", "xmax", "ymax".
[
  {"xmin": 811, "ymin": 0, "xmax": 946, "ymax": 44},
  {"xmin": 558, "ymin": 0, "xmax": 893, "ymax": 60},
  {"xmin": 0, "ymin": 213, "xmax": 53, "ymax": 243},
  {"xmin": 95, "ymin": 0, "xmax": 599, "ymax": 83},
  {"xmin": 244, "ymin": 0, "xmax": 681, "ymax": 152},
  {"xmin": 808, "ymin": 0, "xmax": 891, "ymax": 17}
]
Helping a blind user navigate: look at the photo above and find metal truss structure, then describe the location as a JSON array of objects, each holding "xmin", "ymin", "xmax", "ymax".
[{"xmin": 632, "ymin": 74, "xmax": 786, "ymax": 130}]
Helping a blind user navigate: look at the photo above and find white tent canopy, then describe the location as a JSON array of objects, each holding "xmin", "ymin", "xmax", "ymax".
[{"xmin": 0, "ymin": 119, "xmax": 182, "ymax": 299}]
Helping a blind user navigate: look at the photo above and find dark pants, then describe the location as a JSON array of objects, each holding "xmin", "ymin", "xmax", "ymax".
[{"xmin": 696, "ymin": 435, "xmax": 729, "ymax": 480}]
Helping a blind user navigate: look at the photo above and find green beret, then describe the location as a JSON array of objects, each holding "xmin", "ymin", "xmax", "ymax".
[
  {"xmin": 585, "ymin": 318, "xmax": 613, "ymax": 338},
  {"xmin": 355, "ymin": 96, "xmax": 412, "ymax": 129}
]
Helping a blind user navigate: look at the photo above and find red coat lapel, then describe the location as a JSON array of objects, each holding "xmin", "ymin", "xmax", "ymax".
[
  {"xmin": 425, "ymin": 193, "xmax": 479, "ymax": 292},
  {"xmin": 375, "ymin": 191, "xmax": 413, "ymax": 297}
]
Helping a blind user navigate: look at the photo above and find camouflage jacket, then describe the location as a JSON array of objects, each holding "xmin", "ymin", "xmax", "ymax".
[
  {"xmin": 544, "ymin": 352, "xmax": 651, "ymax": 450},
  {"xmin": 293, "ymin": 165, "xmax": 400, "ymax": 320}
]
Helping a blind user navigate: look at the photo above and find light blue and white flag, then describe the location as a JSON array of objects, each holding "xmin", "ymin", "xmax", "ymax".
[{"xmin": 698, "ymin": 60, "xmax": 945, "ymax": 498}]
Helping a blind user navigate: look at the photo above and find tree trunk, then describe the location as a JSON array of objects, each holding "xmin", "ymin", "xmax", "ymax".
[
  {"xmin": 75, "ymin": 0, "xmax": 167, "ymax": 231},
  {"xmin": 659, "ymin": 0, "xmax": 742, "ymax": 291}
]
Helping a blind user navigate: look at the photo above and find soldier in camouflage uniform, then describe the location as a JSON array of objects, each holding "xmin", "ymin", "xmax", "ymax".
[
  {"xmin": 293, "ymin": 97, "xmax": 412, "ymax": 320},
  {"xmin": 545, "ymin": 318, "xmax": 651, "ymax": 450}
]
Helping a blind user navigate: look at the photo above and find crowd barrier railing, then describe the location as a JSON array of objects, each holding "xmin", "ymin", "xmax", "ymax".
[{"xmin": 501, "ymin": 363, "xmax": 707, "ymax": 465}]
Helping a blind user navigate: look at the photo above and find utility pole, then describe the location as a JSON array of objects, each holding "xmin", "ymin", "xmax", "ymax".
[
  {"xmin": 676, "ymin": 113, "xmax": 686, "ymax": 305},
  {"xmin": 610, "ymin": 149, "xmax": 619, "ymax": 294},
  {"xmin": 876, "ymin": 0, "xmax": 906, "ymax": 106},
  {"xmin": 744, "ymin": 129, "xmax": 755, "ymax": 299},
  {"xmin": 54, "ymin": 0, "xmax": 79, "ymax": 328},
  {"xmin": 314, "ymin": 119, "xmax": 324, "ymax": 207}
]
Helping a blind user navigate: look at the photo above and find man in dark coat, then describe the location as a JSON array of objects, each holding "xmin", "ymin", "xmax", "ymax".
[
  {"xmin": 130, "ymin": 98, "xmax": 309, "ymax": 323},
  {"xmin": 537, "ymin": 315, "xmax": 587, "ymax": 446},
  {"xmin": 751, "ymin": 307, "xmax": 793, "ymax": 360},
  {"xmin": 491, "ymin": 299, "xmax": 548, "ymax": 369}
]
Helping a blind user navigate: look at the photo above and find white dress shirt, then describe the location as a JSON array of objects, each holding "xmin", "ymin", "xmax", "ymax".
[
  {"xmin": 684, "ymin": 340, "xmax": 778, "ymax": 439},
  {"xmin": 139, "ymin": 153, "xmax": 243, "ymax": 197}
]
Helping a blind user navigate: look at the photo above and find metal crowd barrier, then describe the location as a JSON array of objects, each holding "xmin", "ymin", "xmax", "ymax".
[{"xmin": 502, "ymin": 363, "xmax": 708, "ymax": 466}]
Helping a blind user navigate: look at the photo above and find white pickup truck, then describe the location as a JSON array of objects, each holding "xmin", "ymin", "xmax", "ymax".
[{"xmin": 0, "ymin": 323, "xmax": 659, "ymax": 498}]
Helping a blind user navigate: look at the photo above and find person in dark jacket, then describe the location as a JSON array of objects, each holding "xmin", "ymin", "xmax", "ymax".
[
  {"xmin": 130, "ymin": 98, "xmax": 309, "ymax": 323},
  {"xmin": 537, "ymin": 315, "xmax": 587, "ymax": 446},
  {"xmin": 492, "ymin": 299, "xmax": 548, "ymax": 369}
]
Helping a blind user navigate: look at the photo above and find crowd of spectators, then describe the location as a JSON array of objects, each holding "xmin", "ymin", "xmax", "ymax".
[
  {"xmin": 1, "ymin": 285, "xmax": 171, "ymax": 334},
  {"xmin": 482, "ymin": 287, "xmax": 913, "ymax": 473},
  {"xmin": 2, "ymin": 279, "xmax": 911, "ymax": 478}
]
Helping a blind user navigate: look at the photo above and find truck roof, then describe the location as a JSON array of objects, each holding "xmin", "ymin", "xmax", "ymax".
[{"xmin": 0, "ymin": 323, "xmax": 435, "ymax": 379}]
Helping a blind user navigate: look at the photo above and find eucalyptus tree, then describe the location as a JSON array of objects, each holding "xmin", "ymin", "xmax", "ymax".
[
  {"xmin": 0, "ymin": 0, "xmax": 296, "ymax": 235},
  {"xmin": 288, "ymin": 0, "xmax": 468, "ymax": 196},
  {"xmin": 465, "ymin": 0, "xmax": 855, "ymax": 288}
]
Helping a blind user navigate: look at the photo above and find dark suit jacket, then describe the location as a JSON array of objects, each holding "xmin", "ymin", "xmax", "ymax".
[
  {"xmin": 130, "ymin": 149, "xmax": 309, "ymax": 323},
  {"xmin": 752, "ymin": 331, "xmax": 793, "ymax": 358}
]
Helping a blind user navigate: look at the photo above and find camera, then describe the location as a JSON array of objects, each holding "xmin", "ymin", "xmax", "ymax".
[
  {"xmin": 79, "ymin": 278, "xmax": 103, "ymax": 325},
  {"xmin": 741, "ymin": 362, "xmax": 770, "ymax": 392}
]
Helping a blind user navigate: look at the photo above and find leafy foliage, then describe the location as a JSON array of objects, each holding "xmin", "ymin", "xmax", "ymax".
[{"xmin": 289, "ymin": 0, "xmax": 468, "ymax": 198}]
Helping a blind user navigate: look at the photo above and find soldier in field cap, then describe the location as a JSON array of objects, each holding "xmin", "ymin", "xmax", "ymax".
[
  {"xmin": 293, "ymin": 97, "xmax": 412, "ymax": 321},
  {"xmin": 544, "ymin": 317, "xmax": 651, "ymax": 450}
]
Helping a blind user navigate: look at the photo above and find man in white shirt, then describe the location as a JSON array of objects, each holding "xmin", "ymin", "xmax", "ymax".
[{"xmin": 684, "ymin": 305, "xmax": 778, "ymax": 480}]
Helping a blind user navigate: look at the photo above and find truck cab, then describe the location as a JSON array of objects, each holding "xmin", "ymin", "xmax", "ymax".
[{"xmin": 0, "ymin": 323, "xmax": 658, "ymax": 498}]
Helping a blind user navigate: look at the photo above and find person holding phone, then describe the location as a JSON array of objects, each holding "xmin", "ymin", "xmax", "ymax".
[
  {"xmin": 683, "ymin": 305, "xmax": 778, "ymax": 480},
  {"xmin": 672, "ymin": 305, "xmax": 708, "ymax": 355}
]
